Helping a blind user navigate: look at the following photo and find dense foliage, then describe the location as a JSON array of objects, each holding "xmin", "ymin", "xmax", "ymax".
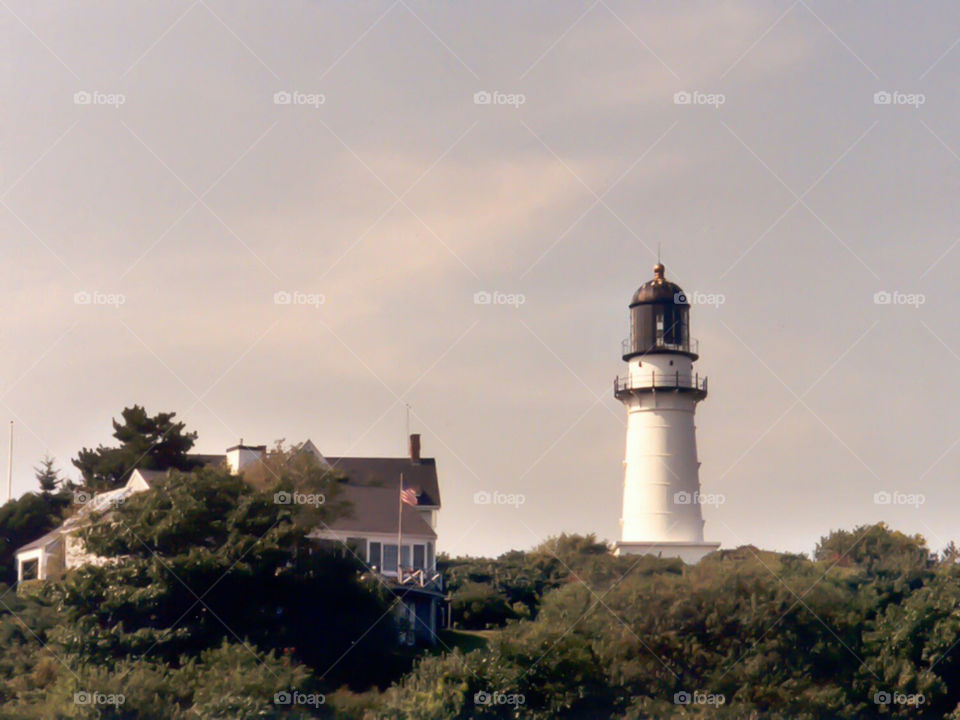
[
  {"xmin": 0, "ymin": 462, "xmax": 400, "ymax": 718},
  {"xmin": 4, "ymin": 507, "xmax": 960, "ymax": 719},
  {"xmin": 381, "ymin": 526, "xmax": 960, "ymax": 720},
  {"xmin": 443, "ymin": 534, "xmax": 637, "ymax": 628},
  {"xmin": 61, "ymin": 466, "xmax": 393, "ymax": 678}
]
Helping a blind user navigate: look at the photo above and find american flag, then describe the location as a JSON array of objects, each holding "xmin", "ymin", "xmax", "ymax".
[{"xmin": 400, "ymin": 487, "xmax": 418, "ymax": 506}]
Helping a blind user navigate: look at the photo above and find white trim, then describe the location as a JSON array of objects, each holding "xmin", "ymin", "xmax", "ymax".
[{"xmin": 17, "ymin": 549, "xmax": 44, "ymax": 582}]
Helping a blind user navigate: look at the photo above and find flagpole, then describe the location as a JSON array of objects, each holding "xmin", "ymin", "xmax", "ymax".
[{"xmin": 397, "ymin": 473, "xmax": 403, "ymax": 581}]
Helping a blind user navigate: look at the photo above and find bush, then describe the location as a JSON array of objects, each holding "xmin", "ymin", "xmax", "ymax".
[{"xmin": 450, "ymin": 583, "xmax": 516, "ymax": 629}]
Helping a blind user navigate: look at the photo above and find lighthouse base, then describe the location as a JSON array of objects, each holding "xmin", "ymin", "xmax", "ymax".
[{"xmin": 614, "ymin": 540, "xmax": 720, "ymax": 564}]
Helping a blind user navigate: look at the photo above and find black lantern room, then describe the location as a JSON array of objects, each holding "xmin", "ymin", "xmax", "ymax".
[{"xmin": 623, "ymin": 263, "xmax": 697, "ymax": 360}]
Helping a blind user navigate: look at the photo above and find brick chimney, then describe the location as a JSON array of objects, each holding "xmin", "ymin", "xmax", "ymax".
[{"xmin": 409, "ymin": 433, "xmax": 421, "ymax": 463}]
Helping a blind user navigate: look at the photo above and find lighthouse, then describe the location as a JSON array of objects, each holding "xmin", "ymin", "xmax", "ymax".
[{"xmin": 614, "ymin": 263, "xmax": 720, "ymax": 563}]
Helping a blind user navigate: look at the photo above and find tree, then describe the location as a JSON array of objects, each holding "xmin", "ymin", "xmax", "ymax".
[
  {"xmin": 0, "ymin": 457, "xmax": 72, "ymax": 583},
  {"xmin": 450, "ymin": 582, "xmax": 516, "ymax": 629},
  {"xmin": 53, "ymin": 465, "xmax": 396, "ymax": 687},
  {"xmin": 0, "ymin": 495, "xmax": 60, "ymax": 583},
  {"xmin": 73, "ymin": 405, "xmax": 199, "ymax": 492},
  {"xmin": 33, "ymin": 455, "xmax": 60, "ymax": 497}
]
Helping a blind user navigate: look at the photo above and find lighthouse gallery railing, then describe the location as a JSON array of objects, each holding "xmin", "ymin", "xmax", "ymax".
[
  {"xmin": 622, "ymin": 337, "xmax": 699, "ymax": 357},
  {"xmin": 614, "ymin": 372, "xmax": 708, "ymax": 394}
]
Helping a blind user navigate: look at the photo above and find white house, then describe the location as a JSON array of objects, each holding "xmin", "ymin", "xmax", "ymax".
[
  {"xmin": 14, "ymin": 434, "xmax": 446, "ymax": 644},
  {"xmin": 16, "ymin": 467, "xmax": 162, "ymax": 583},
  {"xmin": 229, "ymin": 434, "xmax": 445, "ymax": 643}
]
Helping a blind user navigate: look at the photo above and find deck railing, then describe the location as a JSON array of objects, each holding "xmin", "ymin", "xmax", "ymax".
[
  {"xmin": 397, "ymin": 569, "xmax": 443, "ymax": 591},
  {"xmin": 615, "ymin": 371, "xmax": 708, "ymax": 394}
]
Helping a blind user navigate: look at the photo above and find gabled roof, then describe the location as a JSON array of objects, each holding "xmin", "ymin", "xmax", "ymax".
[
  {"xmin": 296, "ymin": 440, "xmax": 327, "ymax": 465},
  {"xmin": 16, "ymin": 529, "xmax": 62, "ymax": 553},
  {"xmin": 316, "ymin": 485, "xmax": 436, "ymax": 539},
  {"xmin": 325, "ymin": 456, "xmax": 440, "ymax": 508},
  {"xmin": 130, "ymin": 468, "xmax": 167, "ymax": 488},
  {"xmin": 17, "ymin": 471, "xmax": 155, "ymax": 555}
]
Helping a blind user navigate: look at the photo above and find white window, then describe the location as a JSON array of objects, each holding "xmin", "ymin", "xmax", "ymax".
[
  {"xmin": 384, "ymin": 544, "xmax": 398, "ymax": 571},
  {"xmin": 368, "ymin": 542, "xmax": 381, "ymax": 569},
  {"xmin": 21, "ymin": 558, "xmax": 38, "ymax": 581}
]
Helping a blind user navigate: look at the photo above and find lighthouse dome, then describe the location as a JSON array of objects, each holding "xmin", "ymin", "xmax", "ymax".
[
  {"xmin": 624, "ymin": 263, "xmax": 696, "ymax": 360},
  {"xmin": 630, "ymin": 263, "xmax": 687, "ymax": 306}
]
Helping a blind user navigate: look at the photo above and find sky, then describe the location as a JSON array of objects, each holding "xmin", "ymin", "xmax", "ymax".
[{"xmin": 1, "ymin": 1, "xmax": 958, "ymax": 558}]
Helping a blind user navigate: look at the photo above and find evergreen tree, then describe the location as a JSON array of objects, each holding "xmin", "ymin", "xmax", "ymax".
[
  {"xmin": 33, "ymin": 455, "xmax": 60, "ymax": 497},
  {"xmin": 72, "ymin": 405, "xmax": 199, "ymax": 491}
]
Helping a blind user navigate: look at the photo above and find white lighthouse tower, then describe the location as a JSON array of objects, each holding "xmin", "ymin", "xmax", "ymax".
[{"xmin": 614, "ymin": 263, "xmax": 720, "ymax": 563}]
